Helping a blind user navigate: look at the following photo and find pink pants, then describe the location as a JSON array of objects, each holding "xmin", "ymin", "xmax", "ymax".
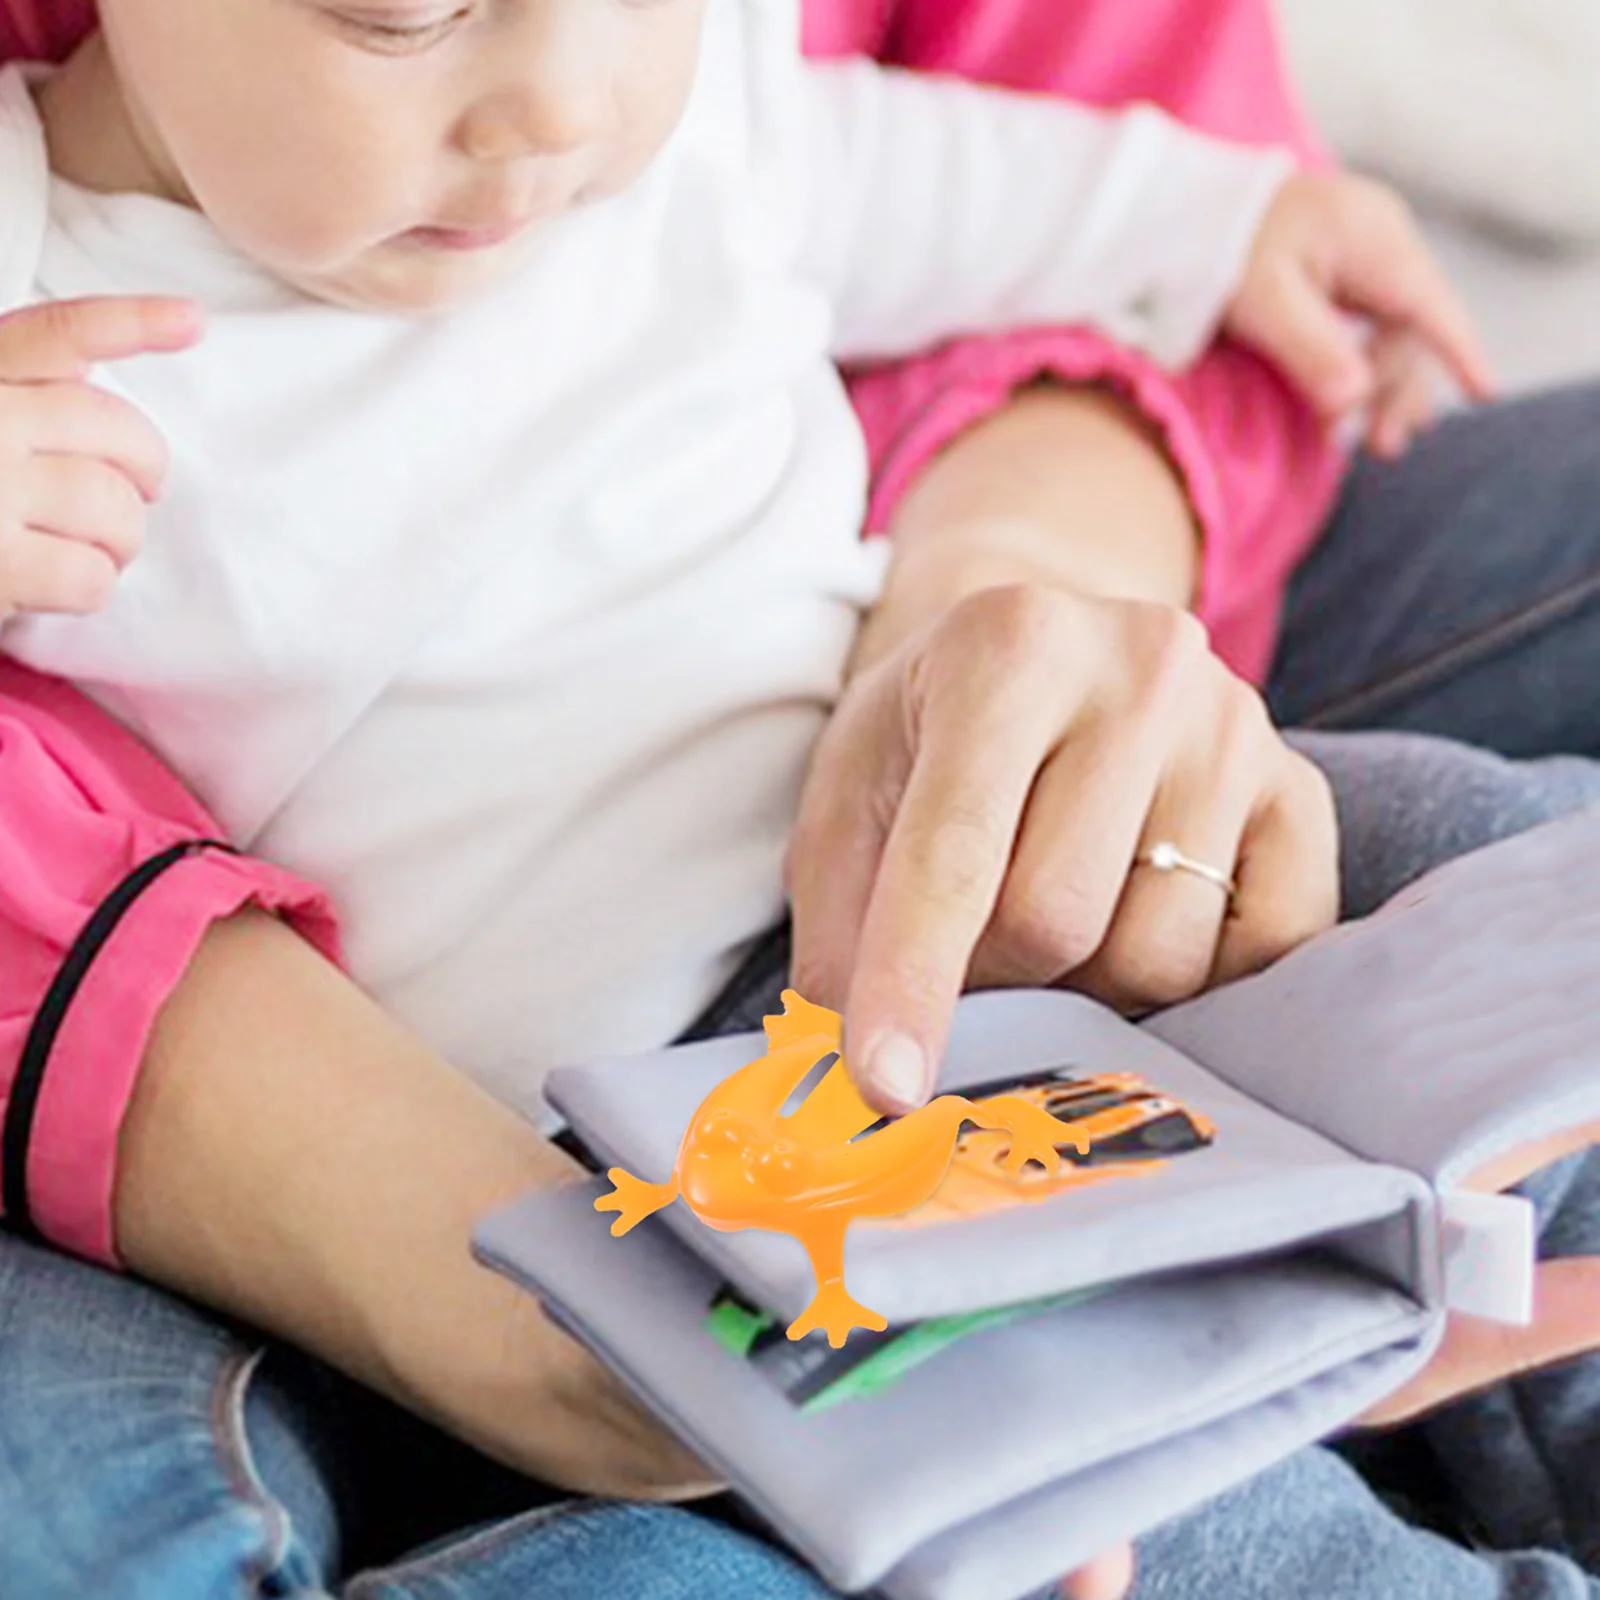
[{"xmin": 0, "ymin": 0, "xmax": 1342, "ymax": 1264}]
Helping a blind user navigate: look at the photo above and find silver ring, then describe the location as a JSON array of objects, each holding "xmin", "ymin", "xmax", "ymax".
[{"xmin": 1136, "ymin": 840, "xmax": 1237, "ymax": 898}]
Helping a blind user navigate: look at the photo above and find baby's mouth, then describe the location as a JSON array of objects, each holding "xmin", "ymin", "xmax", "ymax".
[{"xmin": 395, "ymin": 217, "xmax": 534, "ymax": 253}]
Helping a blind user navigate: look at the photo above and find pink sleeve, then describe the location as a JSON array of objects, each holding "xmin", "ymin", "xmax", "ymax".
[
  {"xmin": 0, "ymin": 0, "xmax": 92, "ymax": 62},
  {"xmin": 0, "ymin": 660, "xmax": 343, "ymax": 1266},
  {"xmin": 803, "ymin": 0, "xmax": 1347, "ymax": 684}
]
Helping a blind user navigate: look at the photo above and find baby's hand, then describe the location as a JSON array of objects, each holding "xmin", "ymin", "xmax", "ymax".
[
  {"xmin": 0, "ymin": 296, "xmax": 203, "ymax": 622},
  {"xmin": 1225, "ymin": 172, "xmax": 1496, "ymax": 455}
]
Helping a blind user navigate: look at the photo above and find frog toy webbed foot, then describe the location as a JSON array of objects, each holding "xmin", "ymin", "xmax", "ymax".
[
  {"xmin": 787, "ymin": 1278, "xmax": 890, "ymax": 1348},
  {"xmin": 969, "ymin": 1092, "xmax": 1085, "ymax": 1173},
  {"xmin": 594, "ymin": 1169, "xmax": 680, "ymax": 1236}
]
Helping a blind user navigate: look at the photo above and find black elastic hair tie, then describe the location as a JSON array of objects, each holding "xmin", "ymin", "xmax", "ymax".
[{"xmin": 3, "ymin": 838, "xmax": 238, "ymax": 1242}]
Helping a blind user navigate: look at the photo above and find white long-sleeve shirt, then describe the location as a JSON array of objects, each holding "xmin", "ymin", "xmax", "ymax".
[{"xmin": 0, "ymin": 0, "xmax": 1289, "ymax": 1118}]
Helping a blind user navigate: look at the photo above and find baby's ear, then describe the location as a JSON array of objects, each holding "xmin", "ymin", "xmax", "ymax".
[{"xmin": 763, "ymin": 989, "xmax": 842, "ymax": 1053}]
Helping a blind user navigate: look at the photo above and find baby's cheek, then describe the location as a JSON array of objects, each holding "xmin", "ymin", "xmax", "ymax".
[
  {"xmin": 608, "ymin": 41, "xmax": 702, "ymax": 192},
  {"xmin": 204, "ymin": 133, "xmax": 415, "ymax": 272}
]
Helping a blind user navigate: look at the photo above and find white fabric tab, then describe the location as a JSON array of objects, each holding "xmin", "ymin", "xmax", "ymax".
[{"xmin": 1439, "ymin": 1190, "xmax": 1535, "ymax": 1325}]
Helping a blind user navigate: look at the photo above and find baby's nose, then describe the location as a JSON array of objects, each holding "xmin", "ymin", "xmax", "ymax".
[{"xmin": 458, "ymin": 12, "xmax": 612, "ymax": 162}]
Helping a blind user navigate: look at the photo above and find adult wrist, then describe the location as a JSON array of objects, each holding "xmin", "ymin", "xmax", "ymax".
[{"xmin": 852, "ymin": 383, "xmax": 1201, "ymax": 679}]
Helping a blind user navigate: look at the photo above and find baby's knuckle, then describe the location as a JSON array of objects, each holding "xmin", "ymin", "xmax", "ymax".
[
  {"xmin": 137, "ymin": 419, "xmax": 172, "ymax": 489},
  {"xmin": 45, "ymin": 299, "xmax": 101, "ymax": 350},
  {"xmin": 115, "ymin": 505, "xmax": 148, "ymax": 563},
  {"xmin": 100, "ymin": 481, "xmax": 147, "ymax": 558}
]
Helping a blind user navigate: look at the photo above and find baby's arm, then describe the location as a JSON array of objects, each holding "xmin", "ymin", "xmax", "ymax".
[
  {"xmin": 797, "ymin": 60, "xmax": 1291, "ymax": 371},
  {"xmin": 796, "ymin": 60, "xmax": 1491, "ymax": 428}
]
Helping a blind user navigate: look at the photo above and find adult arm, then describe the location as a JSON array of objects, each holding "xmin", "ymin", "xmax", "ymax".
[
  {"xmin": 117, "ymin": 906, "xmax": 718, "ymax": 1499},
  {"xmin": 0, "ymin": 660, "xmax": 711, "ymax": 1498}
]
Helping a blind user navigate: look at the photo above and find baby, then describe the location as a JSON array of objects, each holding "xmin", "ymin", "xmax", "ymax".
[{"xmin": 0, "ymin": 0, "xmax": 1485, "ymax": 1115}]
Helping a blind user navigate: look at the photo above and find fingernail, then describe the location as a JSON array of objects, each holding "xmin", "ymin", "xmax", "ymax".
[{"xmin": 865, "ymin": 1031, "xmax": 927, "ymax": 1110}]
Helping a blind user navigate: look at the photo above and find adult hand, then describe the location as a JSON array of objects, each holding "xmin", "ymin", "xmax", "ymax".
[
  {"xmin": 786, "ymin": 583, "xmax": 1338, "ymax": 1113},
  {"xmin": 0, "ymin": 296, "xmax": 201, "ymax": 620},
  {"xmin": 1225, "ymin": 171, "xmax": 1496, "ymax": 452}
]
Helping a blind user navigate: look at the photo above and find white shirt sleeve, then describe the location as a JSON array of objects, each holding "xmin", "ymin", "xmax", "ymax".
[
  {"xmin": 795, "ymin": 59, "xmax": 1295, "ymax": 370},
  {"xmin": 0, "ymin": 67, "xmax": 52, "ymax": 310}
]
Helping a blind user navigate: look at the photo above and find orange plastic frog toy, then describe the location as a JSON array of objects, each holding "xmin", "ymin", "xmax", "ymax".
[{"xmin": 595, "ymin": 991, "xmax": 1086, "ymax": 1347}]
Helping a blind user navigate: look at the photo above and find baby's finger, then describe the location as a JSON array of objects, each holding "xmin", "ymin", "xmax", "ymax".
[
  {"xmin": 21, "ymin": 455, "xmax": 148, "ymax": 568},
  {"xmin": 0, "ymin": 525, "xmax": 119, "ymax": 615},
  {"xmin": 1367, "ymin": 384, "xmax": 1429, "ymax": 460},
  {"xmin": 0, "ymin": 296, "xmax": 204, "ymax": 383},
  {"xmin": 1336, "ymin": 195, "xmax": 1496, "ymax": 403},
  {"xmin": 8, "ymin": 381, "xmax": 172, "ymax": 502},
  {"xmin": 1240, "ymin": 264, "xmax": 1373, "ymax": 420},
  {"xmin": 1365, "ymin": 342, "xmax": 1437, "ymax": 460}
]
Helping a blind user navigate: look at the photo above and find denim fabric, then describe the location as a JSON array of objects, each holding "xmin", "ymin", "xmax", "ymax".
[
  {"xmin": 0, "ymin": 1236, "xmax": 837, "ymax": 1598},
  {"xmin": 7, "ymin": 385, "xmax": 1600, "ymax": 1598},
  {"xmin": 1268, "ymin": 381, "xmax": 1600, "ymax": 757}
]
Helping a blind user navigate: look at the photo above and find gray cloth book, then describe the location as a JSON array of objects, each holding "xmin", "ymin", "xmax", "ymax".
[{"xmin": 474, "ymin": 807, "xmax": 1600, "ymax": 1600}]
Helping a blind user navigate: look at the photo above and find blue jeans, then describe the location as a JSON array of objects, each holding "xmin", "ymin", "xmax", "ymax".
[{"xmin": 7, "ymin": 384, "xmax": 1600, "ymax": 1598}]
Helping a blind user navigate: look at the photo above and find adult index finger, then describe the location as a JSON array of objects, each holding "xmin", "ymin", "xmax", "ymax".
[
  {"xmin": 843, "ymin": 692, "xmax": 1048, "ymax": 1115},
  {"xmin": 0, "ymin": 297, "xmax": 204, "ymax": 382}
]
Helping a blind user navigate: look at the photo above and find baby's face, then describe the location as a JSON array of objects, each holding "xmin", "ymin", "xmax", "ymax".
[{"xmin": 94, "ymin": 0, "xmax": 710, "ymax": 311}]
